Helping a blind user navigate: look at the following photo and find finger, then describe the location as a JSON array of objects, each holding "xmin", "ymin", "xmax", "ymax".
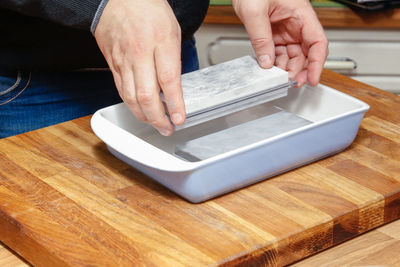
[
  {"xmin": 286, "ymin": 44, "xmax": 306, "ymax": 80},
  {"xmin": 155, "ymin": 38, "xmax": 185, "ymax": 126},
  {"xmin": 111, "ymin": 66, "xmax": 146, "ymax": 120},
  {"xmin": 102, "ymin": 47, "xmax": 147, "ymax": 122},
  {"xmin": 109, "ymin": 65, "xmax": 122, "ymax": 93},
  {"xmin": 306, "ymin": 41, "xmax": 328, "ymax": 86},
  {"xmin": 295, "ymin": 69, "xmax": 308, "ymax": 88},
  {"xmin": 133, "ymin": 52, "xmax": 173, "ymax": 136},
  {"xmin": 119, "ymin": 66, "xmax": 147, "ymax": 122},
  {"xmin": 275, "ymin": 45, "xmax": 289, "ymax": 71},
  {"xmin": 239, "ymin": 4, "xmax": 275, "ymax": 68},
  {"xmin": 301, "ymin": 12, "xmax": 329, "ymax": 86}
]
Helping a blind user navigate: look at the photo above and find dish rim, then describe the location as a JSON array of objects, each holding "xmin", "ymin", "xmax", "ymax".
[{"xmin": 91, "ymin": 83, "xmax": 370, "ymax": 172}]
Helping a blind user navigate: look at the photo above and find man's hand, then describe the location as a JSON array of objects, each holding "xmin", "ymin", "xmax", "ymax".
[
  {"xmin": 94, "ymin": 0, "xmax": 185, "ymax": 136},
  {"xmin": 233, "ymin": 0, "xmax": 328, "ymax": 87}
]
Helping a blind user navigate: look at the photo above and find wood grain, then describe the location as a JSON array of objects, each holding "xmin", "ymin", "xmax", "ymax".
[
  {"xmin": 3, "ymin": 218, "xmax": 400, "ymax": 267},
  {"xmin": 291, "ymin": 218, "xmax": 400, "ymax": 266},
  {"xmin": 0, "ymin": 69, "xmax": 399, "ymax": 266},
  {"xmin": 0, "ymin": 242, "xmax": 27, "ymax": 267},
  {"xmin": 204, "ymin": 6, "xmax": 400, "ymax": 29}
]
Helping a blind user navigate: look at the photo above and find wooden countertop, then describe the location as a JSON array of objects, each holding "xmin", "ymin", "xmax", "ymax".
[
  {"xmin": 0, "ymin": 70, "xmax": 400, "ymax": 266},
  {"xmin": 292, "ymin": 218, "xmax": 400, "ymax": 266},
  {"xmin": 0, "ymin": 243, "xmax": 27, "ymax": 267},
  {"xmin": 205, "ymin": 5, "xmax": 400, "ymax": 28},
  {"xmin": 3, "ymin": 219, "xmax": 400, "ymax": 266}
]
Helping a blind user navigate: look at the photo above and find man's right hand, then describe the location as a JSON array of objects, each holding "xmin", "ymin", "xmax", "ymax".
[
  {"xmin": 94, "ymin": 0, "xmax": 185, "ymax": 136},
  {"xmin": 233, "ymin": 0, "xmax": 328, "ymax": 87}
]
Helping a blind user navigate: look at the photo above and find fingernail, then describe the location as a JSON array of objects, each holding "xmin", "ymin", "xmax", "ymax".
[
  {"xmin": 258, "ymin": 55, "xmax": 272, "ymax": 68},
  {"xmin": 159, "ymin": 128, "xmax": 172, "ymax": 136},
  {"xmin": 171, "ymin": 113, "xmax": 183, "ymax": 125}
]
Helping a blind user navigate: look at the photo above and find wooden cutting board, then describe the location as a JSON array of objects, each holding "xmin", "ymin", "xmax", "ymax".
[{"xmin": 0, "ymin": 70, "xmax": 399, "ymax": 266}]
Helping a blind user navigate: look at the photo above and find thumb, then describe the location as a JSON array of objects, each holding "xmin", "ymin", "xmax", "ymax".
[{"xmin": 241, "ymin": 9, "xmax": 275, "ymax": 68}]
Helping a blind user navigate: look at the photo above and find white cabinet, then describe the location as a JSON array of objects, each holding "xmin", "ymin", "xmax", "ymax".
[{"xmin": 195, "ymin": 24, "xmax": 400, "ymax": 94}]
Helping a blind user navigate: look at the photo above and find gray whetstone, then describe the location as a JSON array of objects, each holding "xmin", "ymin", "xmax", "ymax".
[
  {"xmin": 180, "ymin": 56, "xmax": 288, "ymax": 116},
  {"xmin": 174, "ymin": 110, "xmax": 312, "ymax": 162},
  {"xmin": 175, "ymin": 88, "xmax": 289, "ymax": 130}
]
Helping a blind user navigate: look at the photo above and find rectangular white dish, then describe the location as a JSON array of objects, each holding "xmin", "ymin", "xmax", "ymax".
[{"xmin": 91, "ymin": 84, "xmax": 369, "ymax": 203}]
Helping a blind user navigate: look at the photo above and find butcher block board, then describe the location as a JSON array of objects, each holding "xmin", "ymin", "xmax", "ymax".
[{"xmin": 0, "ymin": 70, "xmax": 399, "ymax": 266}]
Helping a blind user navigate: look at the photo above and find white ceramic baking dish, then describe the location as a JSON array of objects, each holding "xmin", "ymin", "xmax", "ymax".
[{"xmin": 91, "ymin": 84, "xmax": 369, "ymax": 203}]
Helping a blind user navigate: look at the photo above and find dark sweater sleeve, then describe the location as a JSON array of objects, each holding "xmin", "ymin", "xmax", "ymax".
[{"xmin": 0, "ymin": 0, "xmax": 109, "ymax": 33}]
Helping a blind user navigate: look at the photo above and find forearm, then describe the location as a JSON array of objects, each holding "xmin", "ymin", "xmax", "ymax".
[{"xmin": 0, "ymin": 0, "xmax": 109, "ymax": 32}]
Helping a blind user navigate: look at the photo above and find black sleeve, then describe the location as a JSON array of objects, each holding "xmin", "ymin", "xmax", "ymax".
[{"xmin": 0, "ymin": 0, "xmax": 108, "ymax": 32}]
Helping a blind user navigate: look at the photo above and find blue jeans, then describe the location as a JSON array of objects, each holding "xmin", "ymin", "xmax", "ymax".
[{"xmin": 0, "ymin": 38, "xmax": 199, "ymax": 138}]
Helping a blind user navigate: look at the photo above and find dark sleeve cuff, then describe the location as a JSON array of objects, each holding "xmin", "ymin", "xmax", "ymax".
[
  {"xmin": 91, "ymin": 0, "xmax": 110, "ymax": 34},
  {"xmin": 0, "ymin": 0, "xmax": 109, "ymax": 32}
]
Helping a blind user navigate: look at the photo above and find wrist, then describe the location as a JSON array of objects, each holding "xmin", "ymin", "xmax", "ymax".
[{"xmin": 91, "ymin": 0, "xmax": 111, "ymax": 34}]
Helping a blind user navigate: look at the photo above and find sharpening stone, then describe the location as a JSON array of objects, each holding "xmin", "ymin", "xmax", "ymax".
[
  {"xmin": 172, "ymin": 56, "xmax": 289, "ymax": 130},
  {"xmin": 174, "ymin": 109, "xmax": 312, "ymax": 162}
]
